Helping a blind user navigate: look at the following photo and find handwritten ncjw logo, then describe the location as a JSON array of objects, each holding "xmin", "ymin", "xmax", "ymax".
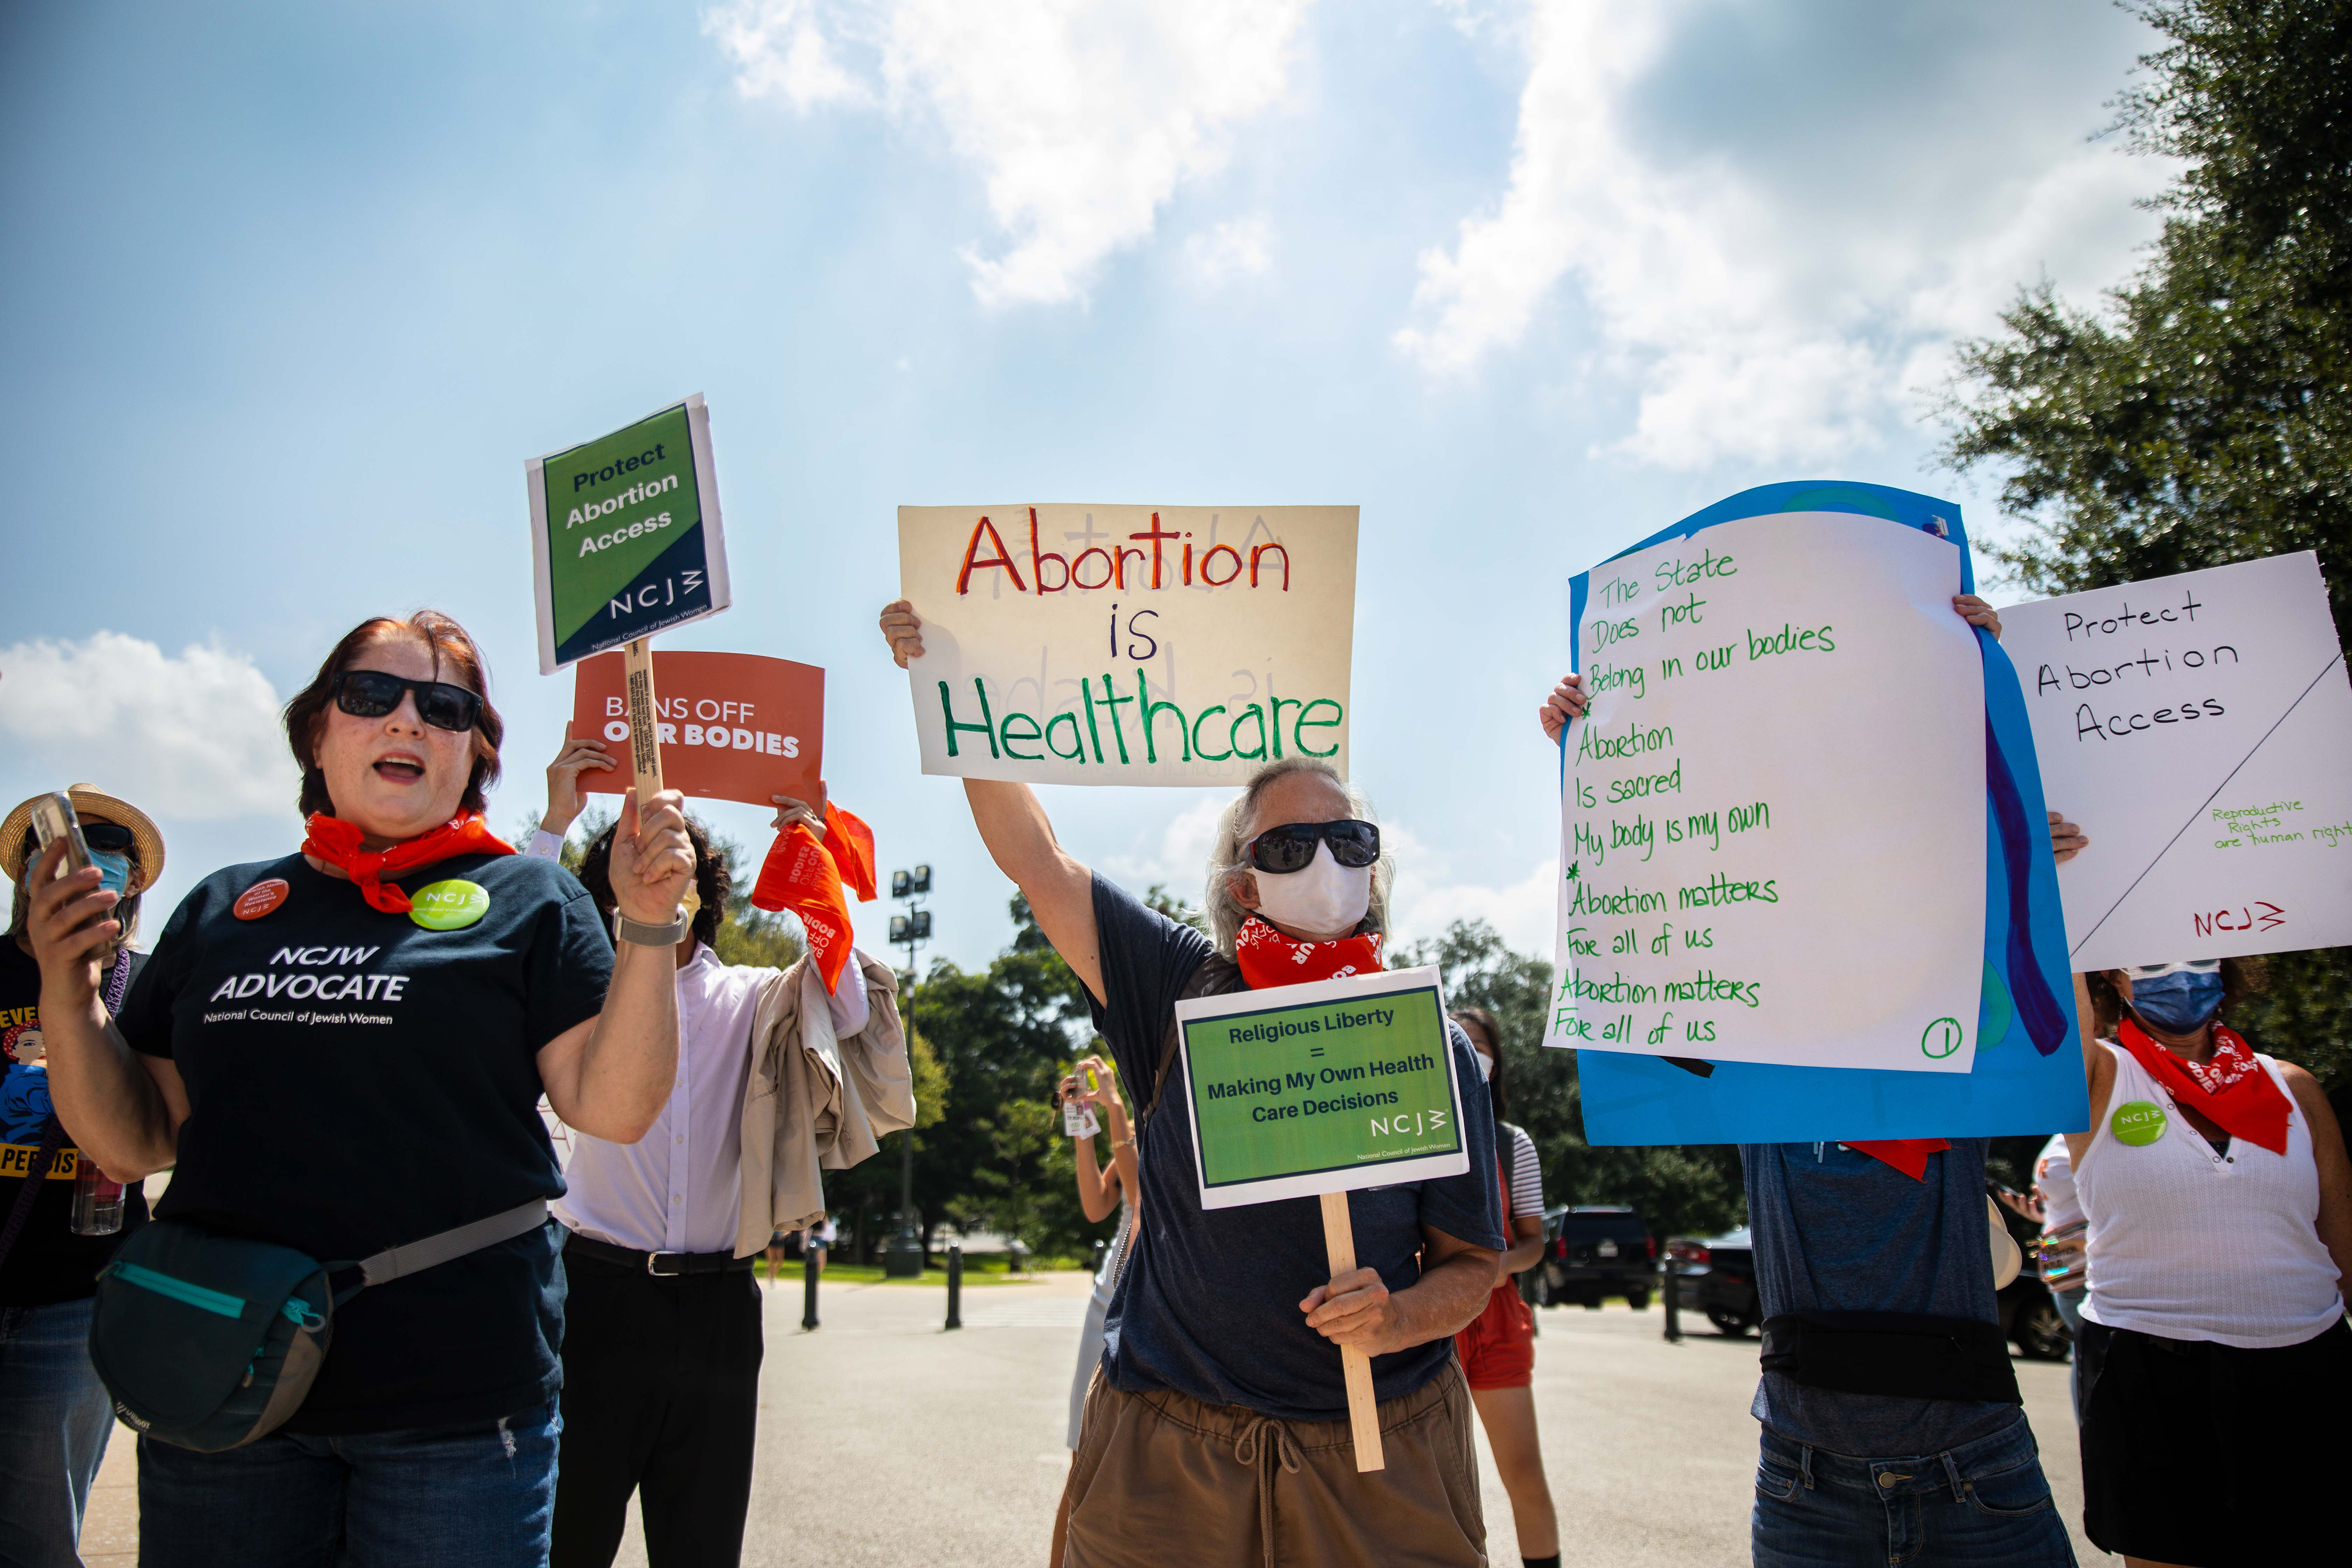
[{"xmin": 2193, "ymin": 902, "xmax": 2284, "ymax": 937}]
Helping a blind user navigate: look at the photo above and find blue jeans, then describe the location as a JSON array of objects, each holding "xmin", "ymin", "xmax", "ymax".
[
  {"xmin": 1753, "ymin": 1417, "xmax": 2075, "ymax": 1567},
  {"xmin": 0, "ymin": 1298, "xmax": 116, "ymax": 1568},
  {"xmin": 137, "ymin": 1404, "xmax": 559, "ymax": 1568}
]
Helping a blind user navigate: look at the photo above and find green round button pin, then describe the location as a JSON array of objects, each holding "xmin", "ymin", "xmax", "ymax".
[
  {"xmin": 409, "ymin": 879, "xmax": 490, "ymax": 931},
  {"xmin": 2111, "ymin": 1100, "xmax": 2167, "ymax": 1146}
]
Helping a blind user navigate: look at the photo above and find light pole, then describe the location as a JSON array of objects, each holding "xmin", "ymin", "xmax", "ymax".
[{"xmin": 883, "ymin": 865, "xmax": 932, "ymax": 1277}]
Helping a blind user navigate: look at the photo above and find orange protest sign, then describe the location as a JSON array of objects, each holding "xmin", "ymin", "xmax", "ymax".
[{"xmin": 571, "ymin": 651, "xmax": 823, "ymax": 807}]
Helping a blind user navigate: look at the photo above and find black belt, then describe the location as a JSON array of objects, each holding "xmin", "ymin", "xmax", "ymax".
[
  {"xmin": 1761, "ymin": 1312, "xmax": 2021, "ymax": 1405},
  {"xmin": 563, "ymin": 1232, "xmax": 755, "ymax": 1276}
]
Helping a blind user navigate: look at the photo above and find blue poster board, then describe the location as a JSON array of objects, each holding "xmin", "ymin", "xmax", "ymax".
[{"xmin": 1564, "ymin": 482, "xmax": 2088, "ymax": 1145}]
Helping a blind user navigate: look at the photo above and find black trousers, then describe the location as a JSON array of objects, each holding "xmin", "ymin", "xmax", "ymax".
[{"xmin": 551, "ymin": 1252, "xmax": 765, "ymax": 1568}]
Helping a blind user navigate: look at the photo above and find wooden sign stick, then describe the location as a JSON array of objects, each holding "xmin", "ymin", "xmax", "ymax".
[
  {"xmin": 622, "ymin": 638, "xmax": 665, "ymax": 797},
  {"xmin": 1319, "ymin": 1191, "xmax": 1386, "ymax": 1472}
]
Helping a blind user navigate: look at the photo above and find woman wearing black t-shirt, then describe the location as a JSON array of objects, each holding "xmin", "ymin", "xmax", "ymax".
[{"xmin": 25, "ymin": 610, "xmax": 693, "ymax": 1567}]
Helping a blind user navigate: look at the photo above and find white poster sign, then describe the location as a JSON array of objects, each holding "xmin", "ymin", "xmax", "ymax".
[
  {"xmin": 1550, "ymin": 512, "xmax": 1987, "ymax": 1073},
  {"xmin": 897, "ymin": 505, "xmax": 1357, "ymax": 786},
  {"xmin": 1998, "ymin": 552, "xmax": 2352, "ymax": 971}
]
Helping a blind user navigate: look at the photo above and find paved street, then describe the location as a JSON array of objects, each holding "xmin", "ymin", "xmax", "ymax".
[{"xmin": 82, "ymin": 1271, "xmax": 2108, "ymax": 1565}]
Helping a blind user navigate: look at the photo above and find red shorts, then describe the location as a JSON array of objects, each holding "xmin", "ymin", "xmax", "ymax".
[{"xmin": 1454, "ymin": 1281, "xmax": 1536, "ymax": 1389}]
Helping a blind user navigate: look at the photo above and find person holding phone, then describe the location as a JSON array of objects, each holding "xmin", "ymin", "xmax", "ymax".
[
  {"xmin": 1, "ymin": 785, "xmax": 164, "ymax": 1568},
  {"xmin": 24, "ymin": 609, "xmax": 693, "ymax": 1568},
  {"xmin": 1047, "ymin": 1054, "xmax": 1137, "ymax": 1566}
]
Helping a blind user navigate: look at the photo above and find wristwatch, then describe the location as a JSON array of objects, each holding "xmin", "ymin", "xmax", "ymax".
[{"xmin": 614, "ymin": 908, "xmax": 689, "ymax": 948}]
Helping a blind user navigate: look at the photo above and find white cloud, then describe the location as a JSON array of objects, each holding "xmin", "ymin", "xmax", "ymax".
[
  {"xmin": 707, "ymin": 0, "xmax": 1312, "ymax": 307},
  {"xmin": 1394, "ymin": 0, "xmax": 2172, "ymax": 469},
  {"xmin": 1383, "ymin": 822, "xmax": 1558, "ymax": 956},
  {"xmin": 1099, "ymin": 795, "xmax": 1231, "ymax": 894},
  {"xmin": 0, "ymin": 633, "xmax": 295, "ymax": 820},
  {"xmin": 1184, "ymin": 215, "xmax": 1273, "ymax": 283}
]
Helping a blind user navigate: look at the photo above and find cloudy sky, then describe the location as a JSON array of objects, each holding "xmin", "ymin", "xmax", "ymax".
[{"xmin": 1, "ymin": 0, "xmax": 2172, "ymax": 969}]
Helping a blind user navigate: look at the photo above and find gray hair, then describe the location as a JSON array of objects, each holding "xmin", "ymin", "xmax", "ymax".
[{"xmin": 1204, "ymin": 757, "xmax": 1393, "ymax": 956}]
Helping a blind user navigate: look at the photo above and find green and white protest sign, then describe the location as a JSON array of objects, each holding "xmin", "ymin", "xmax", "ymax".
[
  {"xmin": 1173, "ymin": 963, "xmax": 1462, "ymax": 1472},
  {"xmin": 1174, "ymin": 966, "xmax": 1466, "ymax": 1210},
  {"xmin": 527, "ymin": 396, "xmax": 732, "ymax": 674}
]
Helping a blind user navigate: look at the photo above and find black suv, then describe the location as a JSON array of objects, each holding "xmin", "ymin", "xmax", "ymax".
[
  {"xmin": 1536, "ymin": 1205, "xmax": 1658, "ymax": 1309},
  {"xmin": 1669, "ymin": 1229, "xmax": 1758, "ymax": 1335}
]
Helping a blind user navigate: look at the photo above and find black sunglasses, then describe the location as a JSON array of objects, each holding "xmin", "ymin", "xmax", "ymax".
[
  {"xmin": 1243, "ymin": 819, "xmax": 1380, "ymax": 875},
  {"xmin": 80, "ymin": 823, "xmax": 136, "ymax": 853},
  {"xmin": 331, "ymin": 670, "xmax": 483, "ymax": 733}
]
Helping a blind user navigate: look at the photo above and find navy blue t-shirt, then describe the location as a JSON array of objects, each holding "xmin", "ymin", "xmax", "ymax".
[
  {"xmin": 1089, "ymin": 877, "xmax": 1505, "ymax": 1422},
  {"xmin": 1742, "ymin": 1139, "xmax": 2020, "ymax": 1457},
  {"xmin": 118, "ymin": 850, "xmax": 612, "ymax": 1434}
]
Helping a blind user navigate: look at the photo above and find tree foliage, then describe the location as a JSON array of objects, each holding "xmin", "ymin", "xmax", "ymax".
[{"xmin": 1942, "ymin": 0, "xmax": 2352, "ymax": 1091}]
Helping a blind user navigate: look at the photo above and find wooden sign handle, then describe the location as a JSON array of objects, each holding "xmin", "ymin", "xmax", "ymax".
[
  {"xmin": 1319, "ymin": 1191, "xmax": 1386, "ymax": 1472},
  {"xmin": 622, "ymin": 638, "xmax": 665, "ymax": 798}
]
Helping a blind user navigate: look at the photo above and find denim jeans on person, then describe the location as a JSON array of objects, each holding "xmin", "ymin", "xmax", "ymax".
[
  {"xmin": 0, "ymin": 1298, "xmax": 117, "ymax": 1568},
  {"xmin": 1753, "ymin": 1416, "xmax": 2075, "ymax": 1567},
  {"xmin": 136, "ymin": 1404, "xmax": 560, "ymax": 1568}
]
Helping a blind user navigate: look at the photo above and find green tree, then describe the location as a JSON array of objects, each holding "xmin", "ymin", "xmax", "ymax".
[
  {"xmin": 1941, "ymin": 0, "xmax": 2352, "ymax": 1091},
  {"xmin": 1396, "ymin": 919, "xmax": 1747, "ymax": 1241}
]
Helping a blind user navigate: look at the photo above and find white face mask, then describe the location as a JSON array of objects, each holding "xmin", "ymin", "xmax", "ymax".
[
  {"xmin": 1474, "ymin": 1050, "xmax": 1494, "ymax": 1081},
  {"xmin": 1247, "ymin": 840, "xmax": 1371, "ymax": 939}
]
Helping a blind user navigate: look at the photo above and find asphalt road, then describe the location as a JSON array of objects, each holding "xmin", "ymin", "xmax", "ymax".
[{"xmin": 83, "ymin": 1271, "xmax": 2109, "ymax": 1566}]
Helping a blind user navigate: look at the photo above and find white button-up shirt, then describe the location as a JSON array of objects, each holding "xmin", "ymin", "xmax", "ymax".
[{"xmin": 528, "ymin": 828, "xmax": 871, "ymax": 1255}]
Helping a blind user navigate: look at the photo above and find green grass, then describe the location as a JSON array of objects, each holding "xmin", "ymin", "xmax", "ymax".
[{"xmin": 757, "ymin": 1258, "xmax": 1087, "ymax": 1288}]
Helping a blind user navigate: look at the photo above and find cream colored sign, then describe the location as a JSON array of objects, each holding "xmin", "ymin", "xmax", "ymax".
[{"xmin": 897, "ymin": 505, "xmax": 1358, "ymax": 786}]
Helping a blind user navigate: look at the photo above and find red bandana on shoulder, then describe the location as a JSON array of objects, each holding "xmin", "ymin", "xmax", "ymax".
[
  {"xmin": 1233, "ymin": 914, "xmax": 1382, "ymax": 990},
  {"xmin": 301, "ymin": 812, "xmax": 514, "ymax": 914}
]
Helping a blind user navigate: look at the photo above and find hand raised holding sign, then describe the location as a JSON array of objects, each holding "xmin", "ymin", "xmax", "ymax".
[
  {"xmin": 608, "ymin": 787, "xmax": 695, "ymax": 924},
  {"xmin": 544, "ymin": 724, "xmax": 617, "ymax": 837},
  {"xmin": 879, "ymin": 599, "xmax": 925, "ymax": 668}
]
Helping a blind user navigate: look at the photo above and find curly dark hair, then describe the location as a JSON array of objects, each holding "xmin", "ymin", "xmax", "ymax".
[
  {"xmin": 1451, "ymin": 1005, "xmax": 1508, "ymax": 1121},
  {"xmin": 2083, "ymin": 957, "xmax": 2268, "ymax": 1037},
  {"xmin": 579, "ymin": 815, "xmax": 728, "ymax": 951},
  {"xmin": 281, "ymin": 610, "xmax": 504, "ymax": 821}
]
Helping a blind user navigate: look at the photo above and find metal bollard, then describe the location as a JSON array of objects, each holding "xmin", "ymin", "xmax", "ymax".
[
  {"xmin": 1662, "ymin": 1264, "xmax": 1681, "ymax": 1342},
  {"xmin": 802, "ymin": 1246, "xmax": 820, "ymax": 1331},
  {"xmin": 944, "ymin": 1242, "xmax": 963, "ymax": 1330}
]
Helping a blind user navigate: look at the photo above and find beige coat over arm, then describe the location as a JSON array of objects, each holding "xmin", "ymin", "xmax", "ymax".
[{"xmin": 732, "ymin": 949, "xmax": 914, "ymax": 1257}]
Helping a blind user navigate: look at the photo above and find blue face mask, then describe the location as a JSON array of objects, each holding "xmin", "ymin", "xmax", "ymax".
[
  {"xmin": 2130, "ymin": 970, "xmax": 2224, "ymax": 1033},
  {"xmin": 89, "ymin": 849, "xmax": 132, "ymax": 898}
]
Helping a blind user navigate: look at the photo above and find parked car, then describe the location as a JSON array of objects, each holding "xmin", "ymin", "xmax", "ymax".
[
  {"xmin": 1537, "ymin": 1205, "xmax": 1658, "ymax": 1309},
  {"xmin": 1669, "ymin": 1229, "xmax": 1758, "ymax": 1336},
  {"xmin": 1674, "ymin": 1213, "xmax": 2073, "ymax": 1361}
]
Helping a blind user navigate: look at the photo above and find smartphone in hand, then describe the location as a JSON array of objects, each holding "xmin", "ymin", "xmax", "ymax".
[{"xmin": 28, "ymin": 791, "xmax": 94, "ymax": 879}]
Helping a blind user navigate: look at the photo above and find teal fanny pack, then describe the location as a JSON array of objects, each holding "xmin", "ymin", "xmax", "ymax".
[{"xmin": 89, "ymin": 1199, "xmax": 549, "ymax": 1452}]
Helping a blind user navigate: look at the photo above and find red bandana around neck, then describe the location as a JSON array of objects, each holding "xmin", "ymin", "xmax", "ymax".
[
  {"xmin": 1846, "ymin": 1138, "xmax": 1952, "ymax": 1180},
  {"xmin": 2116, "ymin": 1017, "xmax": 2290, "ymax": 1155},
  {"xmin": 1233, "ymin": 914, "xmax": 1382, "ymax": 990},
  {"xmin": 301, "ymin": 812, "xmax": 514, "ymax": 914},
  {"xmin": 824, "ymin": 804, "xmax": 879, "ymax": 903}
]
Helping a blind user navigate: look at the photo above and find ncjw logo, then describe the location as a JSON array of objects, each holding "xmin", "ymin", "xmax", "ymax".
[{"xmin": 2193, "ymin": 902, "xmax": 2284, "ymax": 937}]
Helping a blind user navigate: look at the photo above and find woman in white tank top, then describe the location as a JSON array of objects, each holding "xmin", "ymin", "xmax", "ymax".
[{"xmin": 2043, "ymin": 819, "xmax": 2352, "ymax": 1568}]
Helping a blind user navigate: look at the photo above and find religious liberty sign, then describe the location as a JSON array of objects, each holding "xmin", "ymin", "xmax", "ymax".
[
  {"xmin": 1550, "ymin": 511, "xmax": 1987, "ymax": 1074},
  {"xmin": 1174, "ymin": 967, "xmax": 1466, "ymax": 1209},
  {"xmin": 1998, "ymin": 552, "xmax": 2352, "ymax": 971},
  {"xmin": 528, "ymin": 396, "xmax": 733, "ymax": 673},
  {"xmin": 1173, "ymin": 964, "xmax": 1463, "ymax": 1473},
  {"xmin": 896, "ymin": 505, "xmax": 1358, "ymax": 785}
]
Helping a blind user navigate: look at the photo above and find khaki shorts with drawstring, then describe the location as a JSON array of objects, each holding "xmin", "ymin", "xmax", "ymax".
[{"xmin": 1059, "ymin": 1360, "xmax": 1486, "ymax": 1568}]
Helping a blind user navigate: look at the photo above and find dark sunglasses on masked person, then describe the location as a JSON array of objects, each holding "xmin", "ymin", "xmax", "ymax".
[
  {"xmin": 330, "ymin": 670, "xmax": 483, "ymax": 733},
  {"xmin": 1243, "ymin": 818, "xmax": 1381, "ymax": 874}
]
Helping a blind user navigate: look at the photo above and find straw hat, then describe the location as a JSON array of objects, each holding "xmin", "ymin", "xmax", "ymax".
[{"xmin": 1, "ymin": 785, "xmax": 167, "ymax": 895}]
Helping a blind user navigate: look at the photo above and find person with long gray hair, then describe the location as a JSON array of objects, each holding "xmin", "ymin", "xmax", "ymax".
[{"xmin": 880, "ymin": 601, "xmax": 1506, "ymax": 1568}]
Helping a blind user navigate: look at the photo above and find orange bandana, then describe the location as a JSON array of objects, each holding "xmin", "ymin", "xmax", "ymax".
[
  {"xmin": 300, "ymin": 813, "xmax": 513, "ymax": 914},
  {"xmin": 752, "ymin": 823, "xmax": 858, "ymax": 991}
]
